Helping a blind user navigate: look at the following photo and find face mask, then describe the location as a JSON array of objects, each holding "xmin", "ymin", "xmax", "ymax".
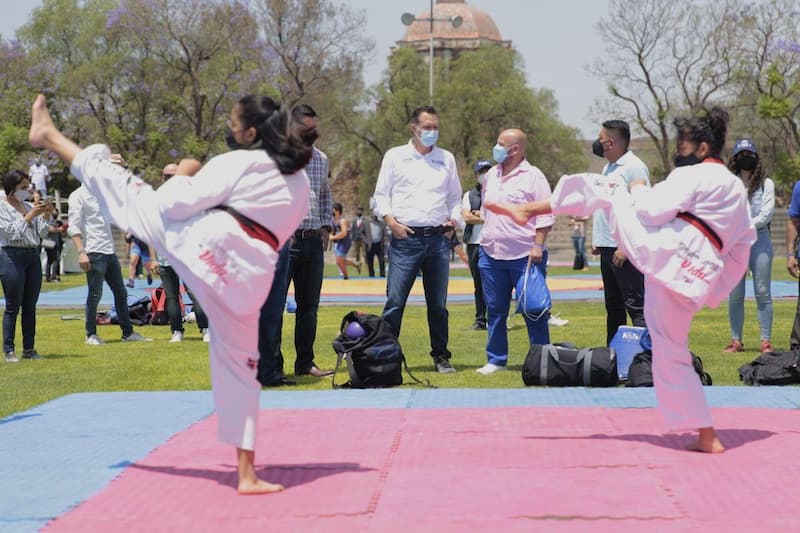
[
  {"xmin": 493, "ymin": 144, "xmax": 508, "ymax": 164},
  {"xmin": 673, "ymin": 153, "xmax": 702, "ymax": 168},
  {"xmin": 592, "ymin": 139, "xmax": 606, "ymax": 158},
  {"xmin": 225, "ymin": 128, "xmax": 262, "ymax": 151},
  {"xmin": 736, "ymin": 155, "xmax": 757, "ymax": 172},
  {"xmin": 14, "ymin": 189, "xmax": 30, "ymax": 202},
  {"xmin": 417, "ymin": 128, "xmax": 439, "ymax": 148}
]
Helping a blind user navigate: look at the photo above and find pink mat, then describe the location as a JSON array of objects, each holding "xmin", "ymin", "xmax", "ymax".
[{"xmin": 46, "ymin": 407, "xmax": 800, "ymax": 532}]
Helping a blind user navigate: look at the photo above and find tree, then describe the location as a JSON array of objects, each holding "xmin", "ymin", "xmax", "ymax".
[{"xmin": 589, "ymin": 0, "xmax": 744, "ymax": 177}]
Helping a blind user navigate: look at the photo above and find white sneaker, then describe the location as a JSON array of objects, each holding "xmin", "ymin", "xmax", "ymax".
[
  {"xmin": 202, "ymin": 328, "xmax": 210, "ymax": 343},
  {"xmin": 85, "ymin": 334, "xmax": 105, "ymax": 345},
  {"xmin": 548, "ymin": 313, "xmax": 569, "ymax": 327},
  {"xmin": 476, "ymin": 363, "xmax": 507, "ymax": 375},
  {"xmin": 169, "ymin": 331, "xmax": 184, "ymax": 343},
  {"xmin": 122, "ymin": 331, "xmax": 153, "ymax": 342}
]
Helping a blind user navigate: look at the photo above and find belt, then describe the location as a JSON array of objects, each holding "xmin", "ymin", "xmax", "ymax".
[
  {"xmin": 294, "ymin": 228, "xmax": 321, "ymax": 239},
  {"xmin": 676, "ymin": 212, "xmax": 722, "ymax": 252},
  {"xmin": 406, "ymin": 225, "xmax": 446, "ymax": 237},
  {"xmin": 215, "ymin": 205, "xmax": 278, "ymax": 251}
]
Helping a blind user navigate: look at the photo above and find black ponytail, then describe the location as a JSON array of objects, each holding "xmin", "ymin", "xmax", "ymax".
[
  {"xmin": 673, "ymin": 106, "xmax": 729, "ymax": 159},
  {"xmin": 236, "ymin": 95, "xmax": 317, "ymax": 175}
]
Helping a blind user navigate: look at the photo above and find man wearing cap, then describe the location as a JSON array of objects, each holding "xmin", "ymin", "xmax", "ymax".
[
  {"xmin": 372, "ymin": 105, "xmax": 463, "ymax": 374},
  {"xmin": 462, "ymin": 160, "xmax": 492, "ymax": 330},
  {"xmin": 591, "ymin": 120, "xmax": 650, "ymax": 345}
]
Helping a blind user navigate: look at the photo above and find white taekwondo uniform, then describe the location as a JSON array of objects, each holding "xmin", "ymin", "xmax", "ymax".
[
  {"xmin": 551, "ymin": 160, "xmax": 755, "ymax": 430},
  {"xmin": 70, "ymin": 144, "xmax": 309, "ymax": 450}
]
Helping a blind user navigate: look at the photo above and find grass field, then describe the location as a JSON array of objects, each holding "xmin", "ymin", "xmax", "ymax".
[{"xmin": 1, "ymin": 292, "xmax": 797, "ymax": 419}]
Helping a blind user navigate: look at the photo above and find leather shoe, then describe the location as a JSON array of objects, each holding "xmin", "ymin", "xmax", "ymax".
[
  {"xmin": 262, "ymin": 376, "xmax": 297, "ymax": 387},
  {"xmin": 297, "ymin": 365, "xmax": 334, "ymax": 377}
]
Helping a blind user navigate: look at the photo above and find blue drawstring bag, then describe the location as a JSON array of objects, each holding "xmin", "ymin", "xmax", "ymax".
[{"xmin": 515, "ymin": 258, "xmax": 551, "ymax": 321}]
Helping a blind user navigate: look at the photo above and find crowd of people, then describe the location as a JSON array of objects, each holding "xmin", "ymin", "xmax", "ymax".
[{"xmin": 1, "ymin": 91, "xmax": 796, "ymax": 491}]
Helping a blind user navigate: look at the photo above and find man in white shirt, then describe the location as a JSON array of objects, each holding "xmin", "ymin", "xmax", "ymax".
[
  {"xmin": 372, "ymin": 105, "xmax": 462, "ymax": 374},
  {"xmin": 68, "ymin": 184, "xmax": 151, "ymax": 344},
  {"xmin": 28, "ymin": 157, "xmax": 50, "ymax": 198},
  {"xmin": 591, "ymin": 120, "xmax": 650, "ymax": 345},
  {"xmin": 462, "ymin": 159, "xmax": 491, "ymax": 330}
]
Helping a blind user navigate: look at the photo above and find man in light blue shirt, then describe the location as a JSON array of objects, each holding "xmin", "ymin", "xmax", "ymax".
[{"xmin": 591, "ymin": 120, "xmax": 650, "ymax": 344}]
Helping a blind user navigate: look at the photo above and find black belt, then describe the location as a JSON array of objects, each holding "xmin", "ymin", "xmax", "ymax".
[
  {"xmin": 406, "ymin": 225, "xmax": 446, "ymax": 237},
  {"xmin": 676, "ymin": 212, "xmax": 722, "ymax": 252},
  {"xmin": 215, "ymin": 205, "xmax": 278, "ymax": 251},
  {"xmin": 294, "ymin": 228, "xmax": 321, "ymax": 239}
]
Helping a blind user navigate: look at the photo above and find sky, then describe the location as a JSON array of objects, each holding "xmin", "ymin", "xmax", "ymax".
[{"xmin": 0, "ymin": 0, "xmax": 610, "ymax": 138}]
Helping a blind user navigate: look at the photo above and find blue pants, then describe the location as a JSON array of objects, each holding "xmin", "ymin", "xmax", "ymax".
[
  {"xmin": 383, "ymin": 233, "xmax": 451, "ymax": 359},
  {"xmin": 0, "ymin": 247, "xmax": 42, "ymax": 353},
  {"xmin": 728, "ymin": 228, "xmax": 773, "ymax": 341},
  {"xmin": 257, "ymin": 242, "xmax": 291, "ymax": 384},
  {"xmin": 479, "ymin": 249, "xmax": 550, "ymax": 366},
  {"xmin": 85, "ymin": 253, "xmax": 133, "ymax": 337}
]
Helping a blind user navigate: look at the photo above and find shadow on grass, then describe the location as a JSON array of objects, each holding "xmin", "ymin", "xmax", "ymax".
[
  {"xmin": 523, "ymin": 428, "xmax": 776, "ymax": 451},
  {"xmin": 127, "ymin": 461, "xmax": 376, "ymax": 490},
  {"xmin": 41, "ymin": 352, "xmax": 90, "ymax": 360}
]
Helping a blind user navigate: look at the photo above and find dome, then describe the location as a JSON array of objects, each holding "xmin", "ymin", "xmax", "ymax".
[{"xmin": 400, "ymin": 0, "xmax": 505, "ymax": 45}]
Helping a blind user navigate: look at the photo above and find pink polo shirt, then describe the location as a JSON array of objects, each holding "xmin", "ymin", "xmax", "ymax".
[{"xmin": 480, "ymin": 159, "xmax": 555, "ymax": 260}]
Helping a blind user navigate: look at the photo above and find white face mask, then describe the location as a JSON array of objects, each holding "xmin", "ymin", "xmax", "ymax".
[{"xmin": 14, "ymin": 189, "xmax": 31, "ymax": 202}]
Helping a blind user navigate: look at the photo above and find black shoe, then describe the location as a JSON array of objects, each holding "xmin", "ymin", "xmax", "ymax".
[
  {"xmin": 468, "ymin": 322, "xmax": 487, "ymax": 331},
  {"xmin": 262, "ymin": 377, "xmax": 297, "ymax": 387},
  {"xmin": 433, "ymin": 357, "xmax": 456, "ymax": 374},
  {"xmin": 22, "ymin": 349, "xmax": 43, "ymax": 360}
]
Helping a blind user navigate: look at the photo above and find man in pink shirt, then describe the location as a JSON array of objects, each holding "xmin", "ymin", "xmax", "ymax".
[{"xmin": 477, "ymin": 128, "xmax": 555, "ymax": 375}]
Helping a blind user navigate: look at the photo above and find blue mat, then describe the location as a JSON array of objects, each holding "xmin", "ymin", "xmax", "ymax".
[{"xmin": 3, "ymin": 387, "xmax": 800, "ymax": 532}]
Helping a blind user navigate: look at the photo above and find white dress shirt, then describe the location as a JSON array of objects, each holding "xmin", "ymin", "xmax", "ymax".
[
  {"xmin": 373, "ymin": 141, "xmax": 462, "ymax": 227},
  {"xmin": 0, "ymin": 201, "xmax": 50, "ymax": 247},
  {"xmin": 67, "ymin": 186, "xmax": 115, "ymax": 254}
]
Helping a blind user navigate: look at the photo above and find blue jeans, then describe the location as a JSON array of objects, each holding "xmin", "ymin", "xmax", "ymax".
[
  {"xmin": 257, "ymin": 242, "xmax": 290, "ymax": 384},
  {"xmin": 85, "ymin": 253, "xmax": 133, "ymax": 337},
  {"xmin": 0, "ymin": 247, "xmax": 42, "ymax": 353},
  {"xmin": 572, "ymin": 235, "xmax": 587, "ymax": 266},
  {"xmin": 159, "ymin": 265, "xmax": 208, "ymax": 333},
  {"xmin": 383, "ymin": 233, "xmax": 451, "ymax": 359},
  {"xmin": 479, "ymin": 249, "xmax": 550, "ymax": 366},
  {"xmin": 728, "ymin": 228, "xmax": 773, "ymax": 341}
]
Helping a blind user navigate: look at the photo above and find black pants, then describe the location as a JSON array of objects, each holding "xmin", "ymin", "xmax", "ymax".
[
  {"xmin": 466, "ymin": 243, "xmax": 486, "ymax": 325},
  {"xmin": 45, "ymin": 246, "xmax": 61, "ymax": 280},
  {"xmin": 287, "ymin": 234, "xmax": 324, "ymax": 374},
  {"xmin": 598, "ymin": 247, "xmax": 646, "ymax": 345},
  {"xmin": 159, "ymin": 265, "xmax": 208, "ymax": 333},
  {"xmin": 257, "ymin": 242, "xmax": 291, "ymax": 385},
  {"xmin": 792, "ymin": 275, "xmax": 800, "ymax": 350},
  {"xmin": 366, "ymin": 241, "xmax": 385, "ymax": 277}
]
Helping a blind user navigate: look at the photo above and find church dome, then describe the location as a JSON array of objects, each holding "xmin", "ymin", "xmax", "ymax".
[{"xmin": 400, "ymin": 0, "xmax": 506, "ymax": 45}]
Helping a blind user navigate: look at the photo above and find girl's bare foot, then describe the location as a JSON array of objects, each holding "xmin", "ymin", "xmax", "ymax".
[
  {"xmin": 237, "ymin": 448, "xmax": 284, "ymax": 495},
  {"xmin": 687, "ymin": 427, "xmax": 725, "ymax": 453},
  {"xmin": 29, "ymin": 94, "xmax": 57, "ymax": 148}
]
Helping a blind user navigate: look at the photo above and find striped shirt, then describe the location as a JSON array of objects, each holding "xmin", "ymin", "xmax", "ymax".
[
  {"xmin": 297, "ymin": 146, "xmax": 333, "ymax": 231},
  {"xmin": 0, "ymin": 200, "xmax": 51, "ymax": 248}
]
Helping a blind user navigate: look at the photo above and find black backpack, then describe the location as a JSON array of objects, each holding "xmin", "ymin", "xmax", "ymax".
[
  {"xmin": 626, "ymin": 350, "xmax": 712, "ymax": 387},
  {"xmin": 331, "ymin": 311, "xmax": 431, "ymax": 389},
  {"xmin": 739, "ymin": 350, "xmax": 800, "ymax": 386}
]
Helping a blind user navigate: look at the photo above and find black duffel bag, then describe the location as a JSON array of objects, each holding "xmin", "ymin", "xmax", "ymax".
[
  {"xmin": 522, "ymin": 343, "xmax": 618, "ymax": 387},
  {"xmin": 626, "ymin": 350, "xmax": 712, "ymax": 387},
  {"xmin": 739, "ymin": 350, "xmax": 800, "ymax": 386}
]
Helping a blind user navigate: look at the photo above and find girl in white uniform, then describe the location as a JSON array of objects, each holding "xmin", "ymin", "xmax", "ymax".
[
  {"xmin": 29, "ymin": 94, "xmax": 314, "ymax": 493},
  {"xmin": 486, "ymin": 108, "xmax": 756, "ymax": 453}
]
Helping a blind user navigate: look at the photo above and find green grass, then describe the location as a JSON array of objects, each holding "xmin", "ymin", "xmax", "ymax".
[{"xmin": 1, "ymin": 297, "xmax": 796, "ymax": 419}]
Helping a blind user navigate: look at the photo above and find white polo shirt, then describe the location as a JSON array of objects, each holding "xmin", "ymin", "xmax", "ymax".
[
  {"xmin": 67, "ymin": 185, "xmax": 115, "ymax": 254},
  {"xmin": 372, "ymin": 140, "xmax": 462, "ymax": 227}
]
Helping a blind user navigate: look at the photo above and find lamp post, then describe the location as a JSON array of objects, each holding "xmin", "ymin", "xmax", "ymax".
[{"xmin": 401, "ymin": 1, "xmax": 463, "ymax": 106}]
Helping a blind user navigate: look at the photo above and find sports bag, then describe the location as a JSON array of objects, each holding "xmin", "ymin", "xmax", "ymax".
[
  {"xmin": 738, "ymin": 350, "xmax": 800, "ymax": 386},
  {"xmin": 522, "ymin": 343, "xmax": 617, "ymax": 387},
  {"xmin": 331, "ymin": 311, "xmax": 431, "ymax": 389},
  {"xmin": 150, "ymin": 286, "xmax": 184, "ymax": 325},
  {"xmin": 626, "ymin": 350, "xmax": 712, "ymax": 387},
  {"xmin": 515, "ymin": 259, "xmax": 551, "ymax": 321}
]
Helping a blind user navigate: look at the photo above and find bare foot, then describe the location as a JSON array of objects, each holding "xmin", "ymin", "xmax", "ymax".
[
  {"xmin": 29, "ymin": 94, "xmax": 57, "ymax": 148},
  {"xmin": 686, "ymin": 427, "xmax": 725, "ymax": 453},
  {"xmin": 237, "ymin": 477, "xmax": 285, "ymax": 495}
]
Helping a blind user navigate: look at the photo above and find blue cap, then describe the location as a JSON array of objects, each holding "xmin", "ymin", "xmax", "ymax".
[
  {"xmin": 733, "ymin": 139, "xmax": 756, "ymax": 156},
  {"xmin": 473, "ymin": 159, "xmax": 492, "ymax": 173}
]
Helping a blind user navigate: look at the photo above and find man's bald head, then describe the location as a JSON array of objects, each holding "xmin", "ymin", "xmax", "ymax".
[
  {"xmin": 498, "ymin": 128, "xmax": 527, "ymax": 151},
  {"xmin": 161, "ymin": 163, "xmax": 178, "ymax": 180}
]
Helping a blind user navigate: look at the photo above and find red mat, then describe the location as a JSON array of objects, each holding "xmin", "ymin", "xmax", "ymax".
[{"xmin": 46, "ymin": 407, "xmax": 800, "ymax": 532}]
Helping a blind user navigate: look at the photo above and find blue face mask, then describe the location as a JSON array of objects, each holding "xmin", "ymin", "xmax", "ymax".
[
  {"xmin": 493, "ymin": 144, "xmax": 508, "ymax": 164},
  {"xmin": 418, "ymin": 128, "xmax": 439, "ymax": 148}
]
